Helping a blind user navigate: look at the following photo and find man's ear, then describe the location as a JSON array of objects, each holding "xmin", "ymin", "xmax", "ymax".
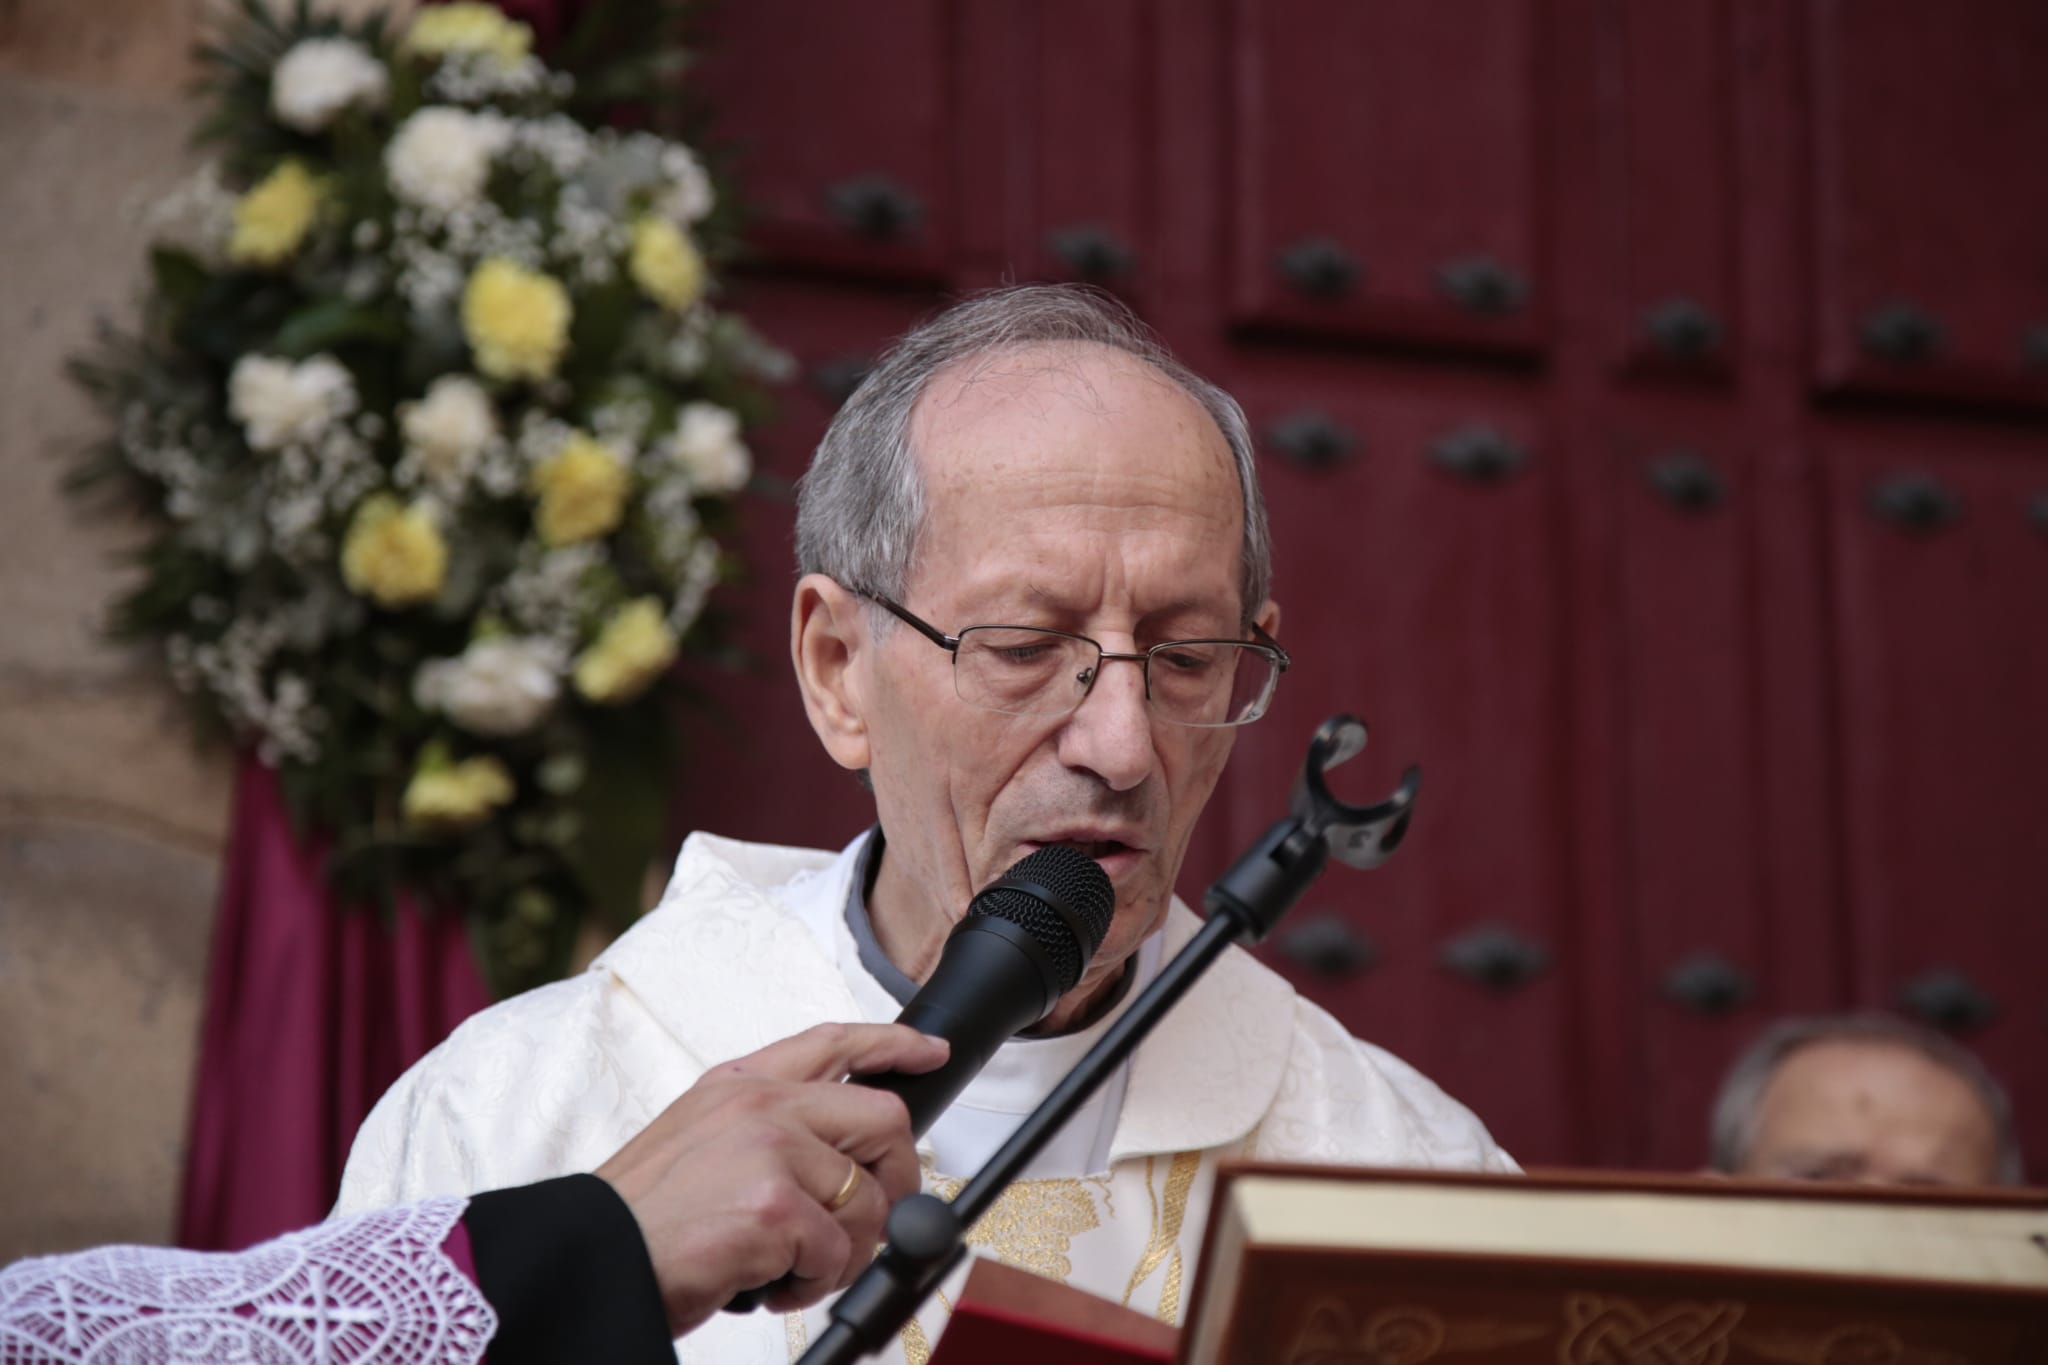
[{"xmin": 791, "ymin": 573, "xmax": 873, "ymax": 772}]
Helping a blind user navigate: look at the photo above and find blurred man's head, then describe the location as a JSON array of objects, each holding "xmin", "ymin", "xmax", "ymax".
[
  {"xmin": 789, "ymin": 285, "xmax": 1280, "ymax": 1030},
  {"xmin": 1709, "ymin": 1014, "xmax": 2022, "ymax": 1186}
]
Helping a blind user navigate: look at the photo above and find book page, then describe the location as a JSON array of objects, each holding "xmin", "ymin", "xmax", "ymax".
[{"xmin": 1234, "ymin": 1179, "xmax": 2048, "ymax": 1286}]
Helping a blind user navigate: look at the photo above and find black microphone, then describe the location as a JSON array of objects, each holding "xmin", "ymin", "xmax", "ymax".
[
  {"xmin": 858, "ymin": 843, "xmax": 1115, "ymax": 1136},
  {"xmin": 724, "ymin": 844, "xmax": 1113, "ymax": 1312}
]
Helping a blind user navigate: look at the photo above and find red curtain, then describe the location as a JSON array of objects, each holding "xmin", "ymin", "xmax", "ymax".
[{"xmin": 176, "ymin": 759, "xmax": 491, "ymax": 1250}]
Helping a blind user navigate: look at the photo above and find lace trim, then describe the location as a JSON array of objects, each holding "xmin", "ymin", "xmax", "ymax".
[{"xmin": 0, "ymin": 1196, "xmax": 498, "ymax": 1364}]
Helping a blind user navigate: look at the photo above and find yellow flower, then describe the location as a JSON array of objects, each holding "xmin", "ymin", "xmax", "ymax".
[
  {"xmin": 574, "ymin": 597, "xmax": 679, "ymax": 703},
  {"xmin": 341, "ymin": 494, "xmax": 448, "ymax": 608},
  {"xmin": 531, "ymin": 432, "xmax": 630, "ymax": 546},
  {"xmin": 628, "ymin": 216, "xmax": 705, "ymax": 313},
  {"xmin": 229, "ymin": 160, "xmax": 322, "ymax": 267},
  {"xmin": 402, "ymin": 752, "xmax": 515, "ymax": 831},
  {"xmin": 462, "ymin": 257, "xmax": 572, "ymax": 383},
  {"xmin": 402, "ymin": 3, "xmax": 533, "ymax": 65}
]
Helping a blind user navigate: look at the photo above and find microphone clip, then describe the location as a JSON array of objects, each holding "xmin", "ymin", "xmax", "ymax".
[
  {"xmin": 1292, "ymin": 713, "xmax": 1420, "ymax": 871},
  {"xmin": 1203, "ymin": 713, "xmax": 1420, "ymax": 942}
]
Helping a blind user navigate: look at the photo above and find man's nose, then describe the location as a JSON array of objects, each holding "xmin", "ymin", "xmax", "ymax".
[{"xmin": 1056, "ymin": 653, "xmax": 1155, "ymax": 792}]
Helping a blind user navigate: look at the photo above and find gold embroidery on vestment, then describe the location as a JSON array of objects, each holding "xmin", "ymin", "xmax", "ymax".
[
  {"xmin": 900, "ymin": 1318, "xmax": 932, "ymax": 1365},
  {"xmin": 784, "ymin": 1311, "xmax": 807, "ymax": 1360},
  {"xmin": 1121, "ymin": 1151, "xmax": 1202, "ymax": 1319},
  {"xmin": 1089, "ymin": 1171, "xmax": 1118, "ymax": 1218},
  {"xmin": 1155, "ymin": 1150, "xmax": 1201, "ymax": 1323},
  {"xmin": 1121, "ymin": 1156, "xmax": 1162, "ymax": 1306},
  {"xmin": 928, "ymin": 1170, "xmax": 1102, "ymax": 1282}
]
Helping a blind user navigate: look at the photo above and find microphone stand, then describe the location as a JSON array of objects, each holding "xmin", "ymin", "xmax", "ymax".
[{"xmin": 796, "ymin": 715, "xmax": 1420, "ymax": 1365}]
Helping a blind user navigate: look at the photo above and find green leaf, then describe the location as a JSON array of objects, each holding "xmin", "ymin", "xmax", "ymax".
[
  {"xmin": 567, "ymin": 703, "xmax": 674, "ymax": 931},
  {"xmin": 271, "ymin": 299, "xmax": 403, "ymax": 357},
  {"xmin": 149, "ymin": 247, "xmax": 213, "ymax": 319},
  {"xmin": 565, "ymin": 278, "xmax": 637, "ymax": 388}
]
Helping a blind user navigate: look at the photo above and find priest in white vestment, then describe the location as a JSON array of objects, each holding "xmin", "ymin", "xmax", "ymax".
[{"xmin": 337, "ymin": 284, "xmax": 1517, "ymax": 1363}]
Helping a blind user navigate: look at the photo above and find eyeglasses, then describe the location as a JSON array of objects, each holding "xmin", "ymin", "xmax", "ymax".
[{"xmin": 858, "ymin": 592, "xmax": 1289, "ymax": 728}]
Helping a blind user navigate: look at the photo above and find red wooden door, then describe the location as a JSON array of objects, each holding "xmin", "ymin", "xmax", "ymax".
[
  {"xmin": 689, "ymin": 0, "xmax": 1007, "ymax": 285},
  {"xmin": 1222, "ymin": 361, "xmax": 1582, "ymax": 1163},
  {"xmin": 678, "ymin": 0, "xmax": 2048, "ymax": 1178},
  {"xmin": 1807, "ymin": 0, "xmax": 2048, "ymax": 412},
  {"xmin": 1820, "ymin": 429, "xmax": 2048, "ymax": 1178},
  {"xmin": 1224, "ymin": 0, "xmax": 1549, "ymax": 358}
]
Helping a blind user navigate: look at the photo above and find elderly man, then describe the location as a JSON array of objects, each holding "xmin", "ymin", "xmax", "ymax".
[
  {"xmin": 1708, "ymin": 1013, "xmax": 2024, "ymax": 1187},
  {"xmin": 338, "ymin": 285, "xmax": 1513, "ymax": 1362}
]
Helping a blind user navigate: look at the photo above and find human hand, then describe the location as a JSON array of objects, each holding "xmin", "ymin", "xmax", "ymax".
[{"xmin": 596, "ymin": 1022, "xmax": 947, "ymax": 1334}]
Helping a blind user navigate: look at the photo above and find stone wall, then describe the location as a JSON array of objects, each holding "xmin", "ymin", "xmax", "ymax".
[{"xmin": 0, "ymin": 0, "xmax": 410, "ymax": 1262}]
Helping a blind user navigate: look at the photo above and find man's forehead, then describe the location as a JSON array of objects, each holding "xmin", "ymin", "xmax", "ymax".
[
  {"xmin": 1767, "ymin": 1039, "xmax": 1994, "ymax": 1127},
  {"xmin": 893, "ymin": 338, "xmax": 1247, "ymax": 617}
]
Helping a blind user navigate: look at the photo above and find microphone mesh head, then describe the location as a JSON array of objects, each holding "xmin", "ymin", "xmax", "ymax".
[{"xmin": 971, "ymin": 846, "xmax": 1116, "ymax": 995}]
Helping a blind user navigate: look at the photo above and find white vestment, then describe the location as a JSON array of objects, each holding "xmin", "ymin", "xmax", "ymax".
[{"xmin": 337, "ymin": 832, "xmax": 1515, "ymax": 1363}]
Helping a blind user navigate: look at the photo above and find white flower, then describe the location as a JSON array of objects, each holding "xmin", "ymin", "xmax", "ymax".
[
  {"xmin": 414, "ymin": 636, "xmax": 566, "ymax": 737},
  {"xmin": 509, "ymin": 115, "xmax": 594, "ymax": 178},
  {"xmin": 400, "ymin": 375, "xmax": 498, "ymax": 492},
  {"xmin": 658, "ymin": 145, "xmax": 715, "ymax": 225},
  {"xmin": 229, "ymin": 354, "xmax": 358, "ymax": 452},
  {"xmin": 141, "ymin": 164, "xmax": 236, "ymax": 265},
  {"xmin": 270, "ymin": 38, "xmax": 390, "ymax": 132},
  {"xmin": 665, "ymin": 402, "xmax": 751, "ymax": 495},
  {"xmin": 385, "ymin": 106, "xmax": 511, "ymax": 214},
  {"xmin": 426, "ymin": 50, "xmax": 550, "ymax": 104}
]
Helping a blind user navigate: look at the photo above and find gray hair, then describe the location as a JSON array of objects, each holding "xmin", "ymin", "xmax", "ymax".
[
  {"xmin": 1708, "ymin": 1012, "xmax": 2024, "ymax": 1185},
  {"xmin": 794, "ymin": 284, "xmax": 1272, "ymax": 624}
]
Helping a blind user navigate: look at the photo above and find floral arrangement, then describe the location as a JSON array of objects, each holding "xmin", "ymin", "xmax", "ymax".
[{"xmin": 67, "ymin": 0, "xmax": 785, "ymax": 993}]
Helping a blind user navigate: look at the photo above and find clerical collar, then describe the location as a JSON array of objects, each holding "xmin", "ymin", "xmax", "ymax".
[
  {"xmin": 845, "ymin": 828, "xmax": 919, "ymax": 1003},
  {"xmin": 844, "ymin": 827, "xmax": 1138, "ymax": 1021}
]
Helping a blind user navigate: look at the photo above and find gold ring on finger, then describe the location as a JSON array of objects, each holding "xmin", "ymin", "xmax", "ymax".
[{"xmin": 825, "ymin": 1159, "xmax": 862, "ymax": 1213}]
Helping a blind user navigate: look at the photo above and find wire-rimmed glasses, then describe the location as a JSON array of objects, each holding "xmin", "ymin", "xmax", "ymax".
[{"xmin": 860, "ymin": 592, "xmax": 1289, "ymax": 728}]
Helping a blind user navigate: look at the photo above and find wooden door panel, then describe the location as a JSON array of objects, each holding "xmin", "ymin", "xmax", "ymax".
[
  {"xmin": 1225, "ymin": 0, "xmax": 1548, "ymax": 358},
  {"xmin": 1823, "ymin": 428, "xmax": 2048, "ymax": 1178},
  {"xmin": 1217, "ymin": 360, "xmax": 1579, "ymax": 1164},
  {"xmin": 1020, "ymin": 0, "xmax": 1154, "ymax": 300},
  {"xmin": 1603, "ymin": 410, "xmax": 1777, "ymax": 1168},
  {"xmin": 1600, "ymin": 0, "xmax": 1740, "ymax": 379},
  {"xmin": 691, "ymin": 1, "xmax": 978, "ymax": 285},
  {"xmin": 1808, "ymin": 0, "xmax": 2048, "ymax": 411},
  {"xmin": 667, "ymin": 281, "xmax": 943, "ymax": 856}
]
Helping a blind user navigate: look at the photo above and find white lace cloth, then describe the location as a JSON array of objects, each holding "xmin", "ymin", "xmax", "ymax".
[{"xmin": 0, "ymin": 1198, "xmax": 497, "ymax": 1364}]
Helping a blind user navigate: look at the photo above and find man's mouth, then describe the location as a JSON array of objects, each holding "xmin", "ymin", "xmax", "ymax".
[{"xmin": 1026, "ymin": 836, "xmax": 1143, "ymax": 867}]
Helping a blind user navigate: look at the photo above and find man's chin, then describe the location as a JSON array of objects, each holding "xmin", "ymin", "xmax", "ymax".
[
  {"xmin": 1097, "ymin": 892, "xmax": 1172, "ymax": 962},
  {"xmin": 1034, "ymin": 952, "xmax": 1141, "ymax": 1035}
]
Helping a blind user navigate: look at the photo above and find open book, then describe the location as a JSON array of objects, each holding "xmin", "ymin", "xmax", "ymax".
[{"xmin": 1186, "ymin": 1165, "xmax": 2048, "ymax": 1365}]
